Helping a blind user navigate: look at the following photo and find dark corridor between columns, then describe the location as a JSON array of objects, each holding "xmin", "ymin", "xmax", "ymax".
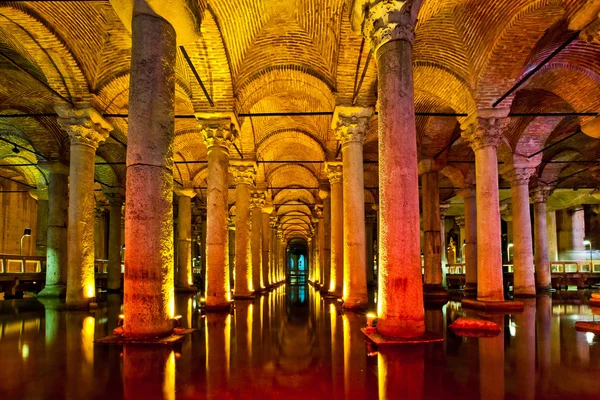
[
  {"xmin": 1, "ymin": 289, "xmax": 600, "ymax": 399},
  {"xmin": 287, "ymin": 238, "xmax": 308, "ymax": 285}
]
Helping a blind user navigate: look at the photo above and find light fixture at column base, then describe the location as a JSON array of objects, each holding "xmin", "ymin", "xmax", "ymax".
[
  {"xmin": 448, "ymin": 317, "xmax": 501, "ymax": 337},
  {"xmin": 461, "ymin": 298, "xmax": 524, "ymax": 313}
]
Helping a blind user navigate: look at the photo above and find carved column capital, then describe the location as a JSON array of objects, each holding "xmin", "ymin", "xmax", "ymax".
[
  {"xmin": 250, "ymin": 191, "xmax": 266, "ymax": 209},
  {"xmin": 331, "ymin": 106, "xmax": 373, "ymax": 145},
  {"xmin": 530, "ymin": 186, "xmax": 553, "ymax": 204},
  {"xmin": 461, "ymin": 117, "xmax": 509, "ymax": 152},
  {"xmin": 230, "ymin": 163, "xmax": 256, "ymax": 186},
  {"xmin": 55, "ymin": 105, "xmax": 112, "ymax": 150},
  {"xmin": 358, "ymin": 0, "xmax": 418, "ymax": 52},
  {"xmin": 454, "ymin": 215, "xmax": 465, "ymax": 228},
  {"xmin": 457, "ymin": 185, "xmax": 475, "ymax": 200},
  {"xmin": 326, "ymin": 162, "xmax": 343, "ymax": 184},
  {"xmin": 502, "ymin": 167, "xmax": 536, "ymax": 187},
  {"xmin": 197, "ymin": 116, "xmax": 238, "ymax": 151},
  {"xmin": 439, "ymin": 202, "xmax": 450, "ymax": 219}
]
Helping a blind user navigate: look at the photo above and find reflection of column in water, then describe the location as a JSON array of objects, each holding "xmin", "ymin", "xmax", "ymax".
[
  {"xmin": 206, "ymin": 312, "xmax": 231, "ymax": 397},
  {"xmin": 536, "ymin": 295, "xmax": 552, "ymax": 397},
  {"xmin": 515, "ymin": 299, "xmax": 536, "ymax": 400},
  {"xmin": 378, "ymin": 346, "xmax": 425, "ymax": 400},
  {"xmin": 123, "ymin": 346, "xmax": 174, "ymax": 400},
  {"xmin": 175, "ymin": 294, "xmax": 194, "ymax": 329},
  {"xmin": 106, "ymin": 293, "xmax": 121, "ymax": 335},
  {"xmin": 330, "ymin": 303, "xmax": 344, "ymax": 398},
  {"xmin": 65, "ymin": 313, "xmax": 95, "ymax": 400},
  {"xmin": 479, "ymin": 315, "xmax": 504, "ymax": 400},
  {"xmin": 425, "ymin": 305, "xmax": 444, "ymax": 336},
  {"xmin": 40, "ymin": 299, "xmax": 62, "ymax": 345},
  {"xmin": 343, "ymin": 313, "xmax": 367, "ymax": 398}
]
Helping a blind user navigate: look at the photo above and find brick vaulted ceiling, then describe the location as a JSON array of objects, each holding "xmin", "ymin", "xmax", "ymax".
[{"xmin": 0, "ymin": 0, "xmax": 599, "ymax": 239}]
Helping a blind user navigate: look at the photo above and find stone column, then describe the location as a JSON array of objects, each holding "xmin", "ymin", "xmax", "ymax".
[
  {"xmin": 31, "ymin": 187, "xmax": 49, "ymax": 257},
  {"xmin": 326, "ymin": 163, "xmax": 343, "ymax": 297},
  {"xmin": 355, "ymin": 0, "xmax": 425, "ymax": 337},
  {"xmin": 278, "ymin": 229, "xmax": 285, "ymax": 282},
  {"xmin": 547, "ymin": 211, "xmax": 558, "ymax": 261},
  {"xmin": 419, "ymin": 160, "xmax": 446, "ymax": 298},
  {"xmin": 94, "ymin": 206, "xmax": 107, "ymax": 260},
  {"xmin": 231, "ymin": 163, "xmax": 255, "ymax": 298},
  {"xmin": 56, "ymin": 106, "xmax": 111, "ymax": 308},
  {"xmin": 461, "ymin": 109, "xmax": 510, "ymax": 304},
  {"xmin": 365, "ymin": 215, "xmax": 375, "ymax": 285},
  {"xmin": 270, "ymin": 216, "xmax": 278, "ymax": 284},
  {"xmin": 319, "ymin": 186, "xmax": 331, "ymax": 292},
  {"xmin": 503, "ymin": 167, "xmax": 536, "ymax": 296},
  {"xmin": 439, "ymin": 203, "xmax": 449, "ymax": 285},
  {"xmin": 199, "ymin": 117, "xmax": 238, "ymax": 309},
  {"xmin": 458, "ymin": 186, "xmax": 477, "ymax": 293},
  {"xmin": 501, "ymin": 204, "xmax": 514, "ymax": 246},
  {"xmin": 332, "ymin": 106, "xmax": 372, "ymax": 308},
  {"xmin": 531, "ymin": 187, "xmax": 552, "ymax": 292},
  {"xmin": 262, "ymin": 202, "xmax": 273, "ymax": 289},
  {"xmin": 250, "ymin": 191, "xmax": 265, "ymax": 292},
  {"xmin": 107, "ymin": 191, "xmax": 124, "ymax": 292},
  {"xmin": 455, "ymin": 216, "xmax": 465, "ymax": 258},
  {"xmin": 175, "ymin": 188, "xmax": 195, "ymax": 291},
  {"xmin": 311, "ymin": 207, "xmax": 322, "ymax": 285},
  {"xmin": 38, "ymin": 162, "xmax": 69, "ymax": 298},
  {"xmin": 571, "ymin": 207, "xmax": 586, "ymax": 251}
]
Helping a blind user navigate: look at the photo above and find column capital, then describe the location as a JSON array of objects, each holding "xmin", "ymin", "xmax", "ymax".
[
  {"xmin": 269, "ymin": 215, "xmax": 278, "ymax": 228},
  {"xmin": 318, "ymin": 185, "xmax": 330, "ymax": 200},
  {"xmin": 500, "ymin": 203, "xmax": 512, "ymax": 222},
  {"xmin": 457, "ymin": 185, "xmax": 475, "ymax": 199},
  {"xmin": 105, "ymin": 188, "xmax": 125, "ymax": 206},
  {"xmin": 174, "ymin": 187, "xmax": 196, "ymax": 198},
  {"xmin": 196, "ymin": 114, "xmax": 239, "ymax": 151},
  {"xmin": 439, "ymin": 202, "xmax": 450, "ymax": 218},
  {"xmin": 38, "ymin": 160, "xmax": 69, "ymax": 175},
  {"xmin": 250, "ymin": 191, "xmax": 265, "ymax": 209},
  {"xmin": 315, "ymin": 204, "xmax": 323, "ymax": 218},
  {"xmin": 230, "ymin": 162, "xmax": 256, "ymax": 185},
  {"xmin": 326, "ymin": 162, "xmax": 343, "ymax": 184},
  {"xmin": 502, "ymin": 167, "xmax": 536, "ymax": 187},
  {"xmin": 29, "ymin": 186, "xmax": 48, "ymax": 201},
  {"xmin": 55, "ymin": 104, "xmax": 112, "ymax": 149},
  {"xmin": 454, "ymin": 215, "xmax": 465, "ymax": 228},
  {"xmin": 418, "ymin": 158, "xmax": 444, "ymax": 175},
  {"xmin": 530, "ymin": 186, "xmax": 553, "ymax": 204},
  {"xmin": 331, "ymin": 106, "xmax": 374, "ymax": 145},
  {"xmin": 352, "ymin": 0, "xmax": 421, "ymax": 52},
  {"xmin": 262, "ymin": 202, "xmax": 274, "ymax": 214},
  {"xmin": 460, "ymin": 108, "xmax": 510, "ymax": 152}
]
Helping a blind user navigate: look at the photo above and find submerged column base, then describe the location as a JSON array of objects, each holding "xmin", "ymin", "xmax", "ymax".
[
  {"xmin": 37, "ymin": 284, "xmax": 66, "ymax": 298},
  {"xmin": 423, "ymin": 284, "xmax": 449, "ymax": 300},
  {"xmin": 461, "ymin": 299, "xmax": 524, "ymax": 313}
]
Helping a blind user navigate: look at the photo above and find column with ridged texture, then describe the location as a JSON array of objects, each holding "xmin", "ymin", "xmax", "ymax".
[
  {"xmin": 175, "ymin": 188, "xmax": 196, "ymax": 291},
  {"xmin": 231, "ymin": 163, "xmax": 255, "ymax": 298},
  {"xmin": 326, "ymin": 163, "xmax": 343, "ymax": 297},
  {"xmin": 250, "ymin": 191, "xmax": 265, "ymax": 292}
]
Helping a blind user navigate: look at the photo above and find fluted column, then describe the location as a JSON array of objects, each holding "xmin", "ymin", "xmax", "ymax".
[
  {"xmin": 419, "ymin": 159, "xmax": 446, "ymax": 298},
  {"xmin": 56, "ymin": 106, "xmax": 111, "ymax": 309},
  {"xmin": 531, "ymin": 187, "xmax": 552, "ymax": 292},
  {"xmin": 250, "ymin": 191, "xmax": 265, "ymax": 292},
  {"xmin": 503, "ymin": 166, "xmax": 536, "ymax": 296},
  {"xmin": 333, "ymin": 106, "xmax": 372, "ymax": 308},
  {"xmin": 354, "ymin": 0, "xmax": 425, "ymax": 337},
  {"xmin": 200, "ymin": 116, "xmax": 238, "ymax": 310},
  {"xmin": 461, "ymin": 109, "xmax": 509, "ymax": 303},
  {"xmin": 107, "ymin": 191, "xmax": 124, "ymax": 292},
  {"xmin": 326, "ymin": 163, "xmax": 343, "ymax": 297},
  {"xmin": 458, "ymin": 186, "xmax": 477, "ymax": 293},
  {"xmin": 319, "ymin": 186, "xmax": 331, "ymax": 292},
  {"xmin": 262, "ymin": 202, "xmax": 273, "ymax": 289},
  {"xmin": 175, "ymin": 188, "xmax": 196, "ymax": 291},
  {"xmin": 231, "ymin": 163, "xmax": 255, "ymax": 298}
]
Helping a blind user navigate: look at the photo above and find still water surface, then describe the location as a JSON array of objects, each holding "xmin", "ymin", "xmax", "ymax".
[{"xmin": 0, "ymin": 286, "xmax": 599, "ymax": 399}]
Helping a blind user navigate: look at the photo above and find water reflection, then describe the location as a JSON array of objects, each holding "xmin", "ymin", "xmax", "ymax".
[{"xmin": 3, "ymin": 288, "xmax": 600, "ymax": 398}]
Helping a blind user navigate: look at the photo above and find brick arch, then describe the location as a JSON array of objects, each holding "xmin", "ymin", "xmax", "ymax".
[
  {"xmin": 538, "ymin": 148, "xmax": 582, "ymax": 184},
  {"xmin": 257, "ymin": 130, "xmax": 325, "ymax": 165},
  {"xmin": 266, "ymin": 164, "xmax": 319, "ymax": 190},
  {"xmin": 0, "ymin": 4, "xmax": 89, "ymax": 101},
  {"xmin": 94, "ymin": 154, "xmax": 120, "ymax": 189}
]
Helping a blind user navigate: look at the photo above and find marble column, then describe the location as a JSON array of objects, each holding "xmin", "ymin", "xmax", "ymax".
[
  {"xmin": 503, "ymin": 167, "xmax": 536, "ymax": 296},
  {"xmin": 175, "ymin": 188, "xmax": 195, "ymax": 291},
  {"xmin": 531, "ymin": 187, "xmax": 552, "ymax": 291},
  {"xmin": 439, "ymin": 203, "xmax": 449, "ymax": 286},
  {"xmin": 56, "ymin": 106, "xmax": 111, "ymax": 309},
  {"xmin": 419, "ymin": 160, "xmax": 446, "ymax": 298},
  {"xmin": 365, "ymin": 216, "xmax": 375, "ymax": 285},
  {"xmin": 333, "ymin": 106, "xmax": 372, "ymax": 308},
  {"xmin": 199, "ymin": 117, "xmax": 238, "ymax": 310},
  {"xmin": 262, "ymin": 202, "xmax": 273, "ymax": 289},
  {"xmin": 32, "ymin": 188, "xmax": 49, "ymax": 257},
  {"xmin": 326, "ymin": 163, "xmax": 343, "ymax": 297},
  {"xmin": 458, "ymin": 186, "xmax": 477, "ymax": 293},
  {"xmin": 278, "ymin": 230, "xmax": 285, "ymax": 282},
  {"xmin": 312, "ymin": 207, "xmax": 323, "ymax": 285},
  {"xmin": 356, "ymin": 0, "xmax": 425, "ymax": 337},
  {"xmin": 461, "ymin": 109, "xmax": 509, "ymax": 303},
  {"xmin": 319, "ymin": 186, "xmax": 331, "ymax": 292},
  {"xmin": 455, "ymin": 216, "xmax": 465, "ymax": 257},
  {"xmin": 231, "ymin": 163, "xmax": 255, "ymax": 298},
  {"xmin": 250, "ymin": 191, "xmax": 265, "ymax": 292},
  {"xmin": 547, "ymin": 211, "xmax": 558, "ymax": 261},
  {"xmin": 571, "ymin": 207, "xmax": 586, "ymax": 251},
  {"xmin": 106, "ymin": 191, "xmax": 124, "ymax": 292},
  {"xmin": 270, "ymin": 216, "xmax": 278, "ymax": 284}
]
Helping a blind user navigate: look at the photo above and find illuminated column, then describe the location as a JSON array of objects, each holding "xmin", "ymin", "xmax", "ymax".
[
  {"xmin": 270, "ymin": 215, "xmax": 278, "ymax": 284},
  {"xmin": 278, "ymin": 230, "xmax": 285, "ymax": 281},
  {"xmin": 107, "ymin": 190, "xmax": 124, "ymax": 292},
  {"xmin": 461, "ymin": 110, "xmax": 509, "ymax": 303},
  {"xmin": 315, "ymin": 205, "xmax": 324, "ymax": 285},
  {"xmin": 175, "ymin": 188, "xmax": 195, "ymax": 291},
  {"xmin": 199, "ymin": 116, "xmax": 238, "ymax": 309},
  {"xmin": 419, "ymin": 159, "xmax": 446, "ymax": 298},
  {"xmin": 458, "ymin": 186, "xmax": 477, "ymax": 293},
  {"xmin": 571, "ymin": 207, "xmax": 586, "ymax": 251},
  {"xmin": 547, "ymin": 211, "xmax": 558, "ymax": 261},
  {"xmin": 319, "ymin": 186, "xmax": 331, "ymax": 291},
  {"xmin": 355, "ymin": 0, "xmax": 425, "ymax": 337},
  {"xmin": 37, "ymin": 161, "xmax": 69, "ymax": 298},
  {"xmin": 531, "ymin": 187, "xmax": 552, "ymax": 291},
  {"xmin": 262, "ymin": 201, "xmax": 273, "ymax": 288},
  {"xmin": 231, "ymin": 163, "xmax": 255, "ymax": 298},
  {"xmin": 326, "ymin": 162, "xmax": 343, "ymax": 297},
  {"xmin": 502, "ymin": 166, "xmax": 536, "ymax": 296},
  {"xmin": 250, "ymin": 191, "xmax": 265, "ymax": 292},
  {"xmin": 31, "ymin": 187, "xmax": 49, "ymax": 257},
  {"xmin": 56, "ymin": 106, "xmax": 111, "ymax": 309},
  {"xmin": 366, "ymin": 215, "xmax": 375, "ymax": 285},
  {"xmin": 333, "ymin": 106, "xmax": 372, "ymax": 308},
  {"xmin": 439, "ymin": 203, "xmax": 449, "ymax": 286}
]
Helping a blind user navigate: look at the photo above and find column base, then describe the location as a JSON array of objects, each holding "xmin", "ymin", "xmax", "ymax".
[
  {"xmin": 343, "ymin": 296, "xmax": 369, "ymax": 310},
  {"xmin": 536, "ymin": 285, "xmax": 554, "ymax": 293},
  {"xmin": 461, "ymin": 298, "xmax": 524, "ymax": 313},
  {"xmin": 37, "ymin": 285, "xmax": 66, "ymax": 298},
  {"xmin": 463, "ymin": 282, "xmax": 477, "ymax": 295},
  {"xmin": 361, "ymin": 328, "xmax": 443, "ymax": 344},
  {"xmin": 204, "ymin": 303, "xmax": 233, "ymax": 312},
  {"xmin": 423, "ymin": 284, "xmax": 449, "ymax": 299},
  {"xmin": 233, "ymin": 293, "xmax": 255, "ymax": 300},
  {"xmin": 575, "ymin": 321, "xmax": 600, "ymax": 334},
  {"xmin": 96, "ymin": 329, "xmax": 194, "ymax": 345},
  {"xmin": 448, "ymin": 317, "xmax": 501, "ymax": 338},
  {"xmin": 175, "ymin": 286, "xmax": 198, "ymax": 293}
]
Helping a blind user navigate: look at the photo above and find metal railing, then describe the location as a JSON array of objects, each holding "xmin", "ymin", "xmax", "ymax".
[{"xmin": 0, "ymin": 254, "xmax": 44, "ymax": 274}]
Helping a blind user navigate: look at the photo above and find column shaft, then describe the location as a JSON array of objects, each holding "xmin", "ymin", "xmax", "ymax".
[
  {"xmin": 571, "ymin": 207, "xmax": 586, "ymax": 251},
  {"xmin": 234, "ymin": 182, "xmax": 252, "ymax": 297},
  {"xmin": 176, "ymin": 194, "xmax": 194, "ymax": 290},
  {"xmin": 547, "ymin": 211, "xmax": 558, "ymax": 261},
  {"xmin": 511, "ymin": 179, "xmax": 535, "ymax": 296},
  {"xmin": 462, "ymin": 190, "xmax": 478, "ymax": 292},
  {"xmin": 36, "ymin": 198, "xmax": 49, "ymax": 257},
  {"xmin": 320, "ymin": 192, "xmax": 331, "ymax": 291},
  {"xmin": 261, "ymin": 211, "xmax": 271, "ymax": 288},
  {"xmin": 533, "ymin": 193, "xmax": 551, "ymax": 291},
  {"xmin": 329, "ymin": 176, "xmax": 343, "ymax": 297},
  {"xmin": 251, "ymin": 197, "xmax": 263, "ymax": 291},
  {"xmin": 107, "ymin": 200, "xmax": 123, "ymax": 291},
  {"xmin": 422, "ymin": 171, "xmax": 444, "ymax": 296}
]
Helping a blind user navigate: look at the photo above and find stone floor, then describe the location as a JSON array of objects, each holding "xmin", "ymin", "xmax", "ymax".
[{"xmin": 0, "ymin": 286, "xmax": 599, "ymax": 399}]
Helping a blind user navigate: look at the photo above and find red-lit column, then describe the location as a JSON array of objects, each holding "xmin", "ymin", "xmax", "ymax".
[
  {"xmin": 503, "ymin": 167, "xmax": 536, "ymax": 296},
  {"xmin": 231, "ymin": 163, "xmax": 255, "ymax": 298},
  {"xmin": 56, "ymin": 106, "xmax": 111, "ymax": 309},
  {"xmin": 355, "ymin": 0, "xmax": 425, "ymax": 337},
  {"xmin": 326, "ymin": 163, "xmax": 343, "ymax": 297},
  {"xmin": 200, "ymin": 117, "xmax": 238, "ymax": 310},
  {"xmin": 458, "ymin": 186, "xmax": 477, "ymax": 293},
  {"xmin": 531, "ymin": 187, "xmax": 552, "ymax": 291}
]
